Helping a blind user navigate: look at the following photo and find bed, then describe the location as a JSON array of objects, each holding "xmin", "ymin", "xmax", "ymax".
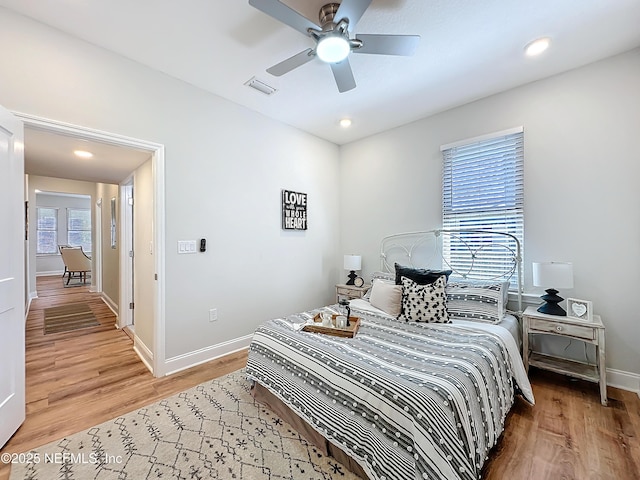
[{"xmin": 246, "ymin": 230, "xmax": 534, "ymax": 480}]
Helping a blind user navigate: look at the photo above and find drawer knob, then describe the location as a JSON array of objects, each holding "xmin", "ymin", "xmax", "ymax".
[{"xmin": 556, "ymin": 325, "xmax": 563, "ymax": 332}]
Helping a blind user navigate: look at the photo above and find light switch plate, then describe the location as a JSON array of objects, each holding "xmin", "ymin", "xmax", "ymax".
[{"xmin": 178, "ymin": 240, "xmax": 197, "ymax": 254}]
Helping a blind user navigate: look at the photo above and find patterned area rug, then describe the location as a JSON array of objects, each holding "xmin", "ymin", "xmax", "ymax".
[
  {"xmin": 43, "ymin": 303, "xmax": 99, "ymax": 334},
  {"xmin": 9, "ymin": 369, "xmax": 359, "ymax": 480}
]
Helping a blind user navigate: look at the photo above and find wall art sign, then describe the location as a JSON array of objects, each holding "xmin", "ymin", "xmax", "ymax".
[{"xmin": 282, "ymin": 189, "xmax": 307, "ymax": 230}]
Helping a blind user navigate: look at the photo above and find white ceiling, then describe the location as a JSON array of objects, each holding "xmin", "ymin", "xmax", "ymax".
[
  {"xmin": 3, "ymin": 0, "xmax": 640, "ymax": 181},
  {"xmin": 24, "ymin": 128, "xmax": 151, "ymax": 185}
]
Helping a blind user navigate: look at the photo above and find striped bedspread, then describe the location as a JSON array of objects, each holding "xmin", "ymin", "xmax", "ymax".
[{"xmin": 246, "ymin": 304, "xmax": 534, "ymax": 480}]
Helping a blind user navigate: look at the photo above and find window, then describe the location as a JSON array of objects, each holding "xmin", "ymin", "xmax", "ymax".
[
  {"xmin": 441, "ymin": 127, "xmax": 524, "ymax": 287},
  {"xmin": 36, "ymin": 207, "xmax": 58, "ymax": 254},
  {"xmin": 67, "ymin": 208, "xmax": 92, "ymax": 253}
]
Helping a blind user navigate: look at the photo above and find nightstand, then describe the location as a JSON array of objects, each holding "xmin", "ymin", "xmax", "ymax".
[
  {"xmin": 522, "ymin": 305, "xmax": 607, "ymax": 406},
  {"xmin": 335, "ymin": 284, "xmax": 370, "ymax": 302}
]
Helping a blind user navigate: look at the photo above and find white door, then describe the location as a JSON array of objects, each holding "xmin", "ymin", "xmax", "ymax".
[{"xmin": 0, "ymin": 105, "xmax": 25, "ymax": 448}]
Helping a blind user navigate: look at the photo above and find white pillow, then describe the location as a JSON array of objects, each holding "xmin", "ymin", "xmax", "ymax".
[
  {"xmin": 363, "ymin": 271, "xmax": 395, "ymax": 301},
  {"xmin": 368, "ymin": 279, "xmax": 402, "ymax": 317}
]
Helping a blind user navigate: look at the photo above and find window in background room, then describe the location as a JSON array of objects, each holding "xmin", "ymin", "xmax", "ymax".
[
  {"xmin": 441, "ymin": 127, "xmax": 524, "ymax": 288},
  {"xmin": 67, "ymin": 208, "xmax": 92, "ymax": 253},
  {"xmin": 36, "ymin": 207, "xmax": 58, "ymax": 254}
]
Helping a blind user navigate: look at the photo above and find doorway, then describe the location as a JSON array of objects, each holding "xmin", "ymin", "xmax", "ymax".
[{"xmin": 17, "ymin": 112, "xmax": 167, "ymax": 377}]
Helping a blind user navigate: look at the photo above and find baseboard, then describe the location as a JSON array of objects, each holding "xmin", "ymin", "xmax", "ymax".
[
  {"xmin": 163, "ymin": 334, "xmax": 253, "ymax": 376},
  {"xmin": 36, "ymin": 271, "xmax": 64, "ymax": 277},
  {"xmin": 606, "ymin": 368, "xmax": 640, "ymax": 395},
  {"xmin": 24, "ymin": 294, "xmax": 34, "ymax": 321},
  {"xmin": 133, "ymin": 335, "xmax": 154, "ymax": 375},
  {"xmin": 101, "ymin": 293, "xmax": 119, "ymax": 317}
]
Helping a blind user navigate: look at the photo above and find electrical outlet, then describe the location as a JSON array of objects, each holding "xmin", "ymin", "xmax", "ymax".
[{"xmin": 209, "ymin": 308, "xmax": 217, "ymax": 322}]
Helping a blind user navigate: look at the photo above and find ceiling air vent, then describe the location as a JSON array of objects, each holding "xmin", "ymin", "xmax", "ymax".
[{"xmin": 245, "ymin": 76, "xmax": 278, "ymax": 96}]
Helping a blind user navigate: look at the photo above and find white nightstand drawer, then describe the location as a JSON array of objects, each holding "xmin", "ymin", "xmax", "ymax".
[
  {"xmin": 336, "ymin": 286, "xmax": 354, "ymax": 296},
  {"xmin": 335, "ymin": 284, "xmax": 370, "ymax": 302},
  {"xmin": 529, "ymin": 318, "xmax": 595, "ymax": 341}
]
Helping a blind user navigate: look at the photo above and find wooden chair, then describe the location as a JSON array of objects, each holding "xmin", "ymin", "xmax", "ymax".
[{"xmin": 60, "ymin": 246, "xmax": 92, "ymax": 285}]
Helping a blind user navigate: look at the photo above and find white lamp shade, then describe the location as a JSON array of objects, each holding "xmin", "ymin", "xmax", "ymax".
[
  {"xmin": 532, "ymin": 262, "xmax": 574, "ymax": 289},
  {"xmin": 344, "ymin": 255, "xmax": 362, "ymax": 271}
]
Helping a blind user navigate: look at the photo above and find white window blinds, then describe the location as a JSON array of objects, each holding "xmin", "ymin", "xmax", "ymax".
[
  {"xmin": 441, "ymin": 127, "xmax": 524, "ymax": 286},
  {"xmin": 36, "ymin": 207, "xmax": 58, "ymax": 254},
  {"xmin": 67, "ymin": 208, "xmax": 92, "ymax": 253}
]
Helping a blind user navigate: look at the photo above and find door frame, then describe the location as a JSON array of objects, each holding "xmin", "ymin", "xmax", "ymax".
[
  {"xmin": 15, "ymin": 112, "xmax": 167, "ymax": 377},
  {"xmin": 93, "ymin": 197, "xmax": 103, "ymax": 294},
  {"xmin": 119, "ymin": 178, "xmax": 134, "ymax": 329}
]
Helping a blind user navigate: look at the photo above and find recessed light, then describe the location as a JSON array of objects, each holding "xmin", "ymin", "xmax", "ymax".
[
  {"xmin": 339, "ymin": 118, "xmax": 352, "ymax": 128},
  {"xmin": 74, "ymin": 150, "xmax": 93, "ymax": 158},
  {"xmin": 525, "ymin": 37, "xmax": 551, "ymax": 57}
]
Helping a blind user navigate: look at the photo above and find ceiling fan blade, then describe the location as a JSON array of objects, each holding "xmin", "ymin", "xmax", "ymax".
[
  {"xmin": 354, "ymin": 34, "xmax": 420, "ymax": 56},
  {"xmin": 249, "ymin": 0, "xmax": 319, "ymax": 36},
  {"xmin": 267, "ymin": 48, "xmax": 315, "ymax": 76},
  {"xmin": 335, "ymin": 0, "xmax": 372, "ymax": 30},
  {"xmin": 330, "ymin": 58, "xmax": 356, "ymax": 93}
]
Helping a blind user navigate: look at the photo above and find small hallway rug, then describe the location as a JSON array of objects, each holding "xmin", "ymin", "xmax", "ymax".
[
  {"xmin": 9, "ymin": 369, "xmax": 359, "ymax": 480},
  {"xmin": 43, "ymin": 303, "xmax": 99, "ymax": 334}
]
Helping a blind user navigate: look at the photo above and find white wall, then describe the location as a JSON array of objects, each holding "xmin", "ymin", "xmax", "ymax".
[
  {"xmin": 0, "ymin": 8, "xmax": 340, "ymax": 364},
  {"xmin": 133, "ymin": 159, "xmax": 154, "ymax": 353},
  {"xmin": 340, "ymin": 48, "xmax": 640, "ymax": 377},
  {"xmin": 96, "ymin": 183, "xmax": 119, "ymax": 306}
]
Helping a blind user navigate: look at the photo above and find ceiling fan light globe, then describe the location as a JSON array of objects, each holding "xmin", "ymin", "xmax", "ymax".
[{"xmin": 317, "ymin": 36, "xmax": 350, "ymax": 63}]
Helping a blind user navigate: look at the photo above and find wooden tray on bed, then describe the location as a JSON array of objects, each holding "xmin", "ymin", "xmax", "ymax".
[{"xmin": 303, "ymin": 313, "xmax": 361, "ymax": 338}]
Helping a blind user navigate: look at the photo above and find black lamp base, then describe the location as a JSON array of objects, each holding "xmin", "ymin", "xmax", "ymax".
[
  {"xmin": 346, "ymin": 270, "xmax": 357, "ymax": 285},
  {"xmin": 537, "ymin": 288, "xmax": 567, "ymax": 316}
]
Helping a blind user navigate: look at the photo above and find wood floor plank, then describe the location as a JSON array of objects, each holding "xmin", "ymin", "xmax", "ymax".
[{"xmin": 1, "ymin": 275, "xmax": 638, "ymax": 480}]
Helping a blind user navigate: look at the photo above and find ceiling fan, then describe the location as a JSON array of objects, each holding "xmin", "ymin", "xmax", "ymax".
[{"xmin": 248, "ymin": 0, "xmax": 420, "ymax": 93}]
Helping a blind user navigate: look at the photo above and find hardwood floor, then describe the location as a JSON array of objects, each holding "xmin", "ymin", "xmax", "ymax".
[
  {"xmin": 1, "ymin": 275, "xmax": 638, "ymax": 479},
  {"xmin": 0, "ymin": 276, "xmax": 247, "ymax": 480},
  {"xmin": 483, "ymin": 369, "xmax": 639, "ymax": 479}
]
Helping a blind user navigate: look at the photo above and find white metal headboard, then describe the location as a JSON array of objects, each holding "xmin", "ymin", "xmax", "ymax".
[{"xmin": 380, "ymin": 229, "xmax": 522, "ymax": 313}]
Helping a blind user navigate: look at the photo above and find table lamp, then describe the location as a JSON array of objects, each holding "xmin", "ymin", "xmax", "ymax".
[
  {"xmin": 532, "ymin": 261, "xmax": 574, "ymax": 316},
  {"xmin": 343, "ymin": 255, "xmax": 361, "ymax": 285}
]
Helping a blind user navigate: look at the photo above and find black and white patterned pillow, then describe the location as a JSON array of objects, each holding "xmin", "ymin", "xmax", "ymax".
[
  {"xmin": 445, "ymin": 280, "xmax": 508, "ymax": 324},
  {"xmin": 398, "ymin": 275, "xmax": 449, "ymax": 323}
]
